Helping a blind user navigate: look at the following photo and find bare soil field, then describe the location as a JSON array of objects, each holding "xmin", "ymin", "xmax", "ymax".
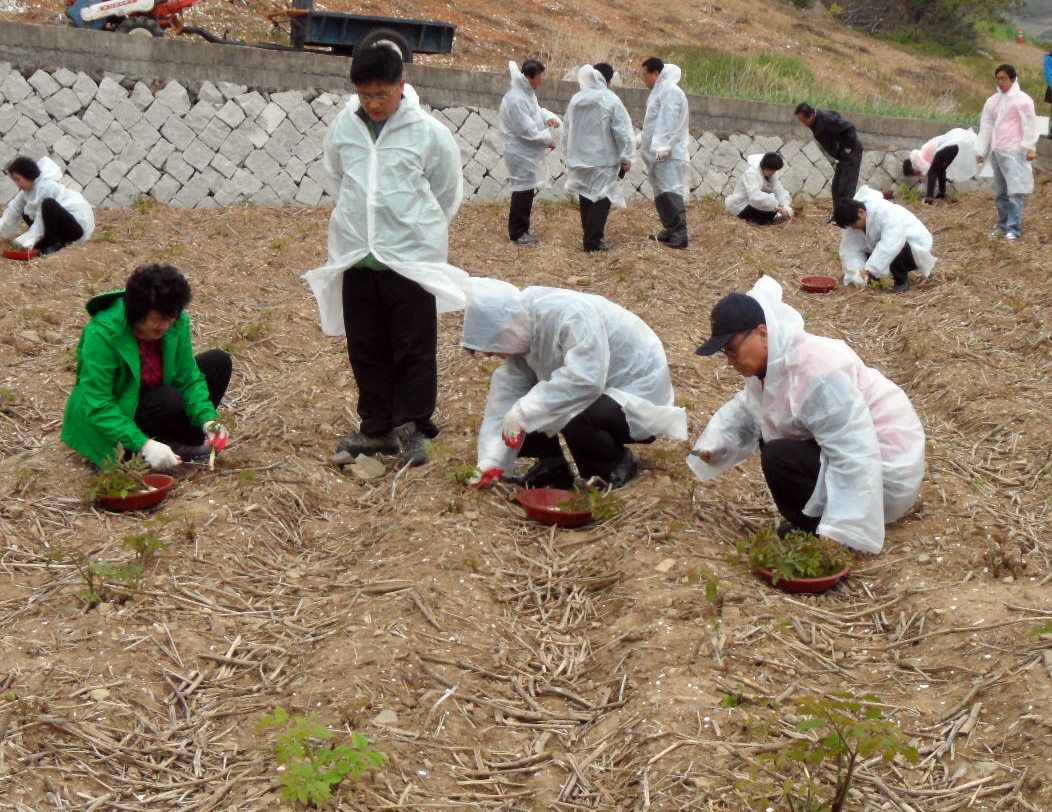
[{"xmin": 1, "ymin": 183, "xmax": 1052, "ymax": 811}]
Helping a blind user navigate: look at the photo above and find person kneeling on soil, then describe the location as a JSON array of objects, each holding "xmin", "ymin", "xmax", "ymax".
[
  {"xmin": 901, "ymin": 128, "xmax": 978, "ymax": 204},
  {"xmin": 834, "ymin": 186, "xmax": 936, "ymax": 294},
  {"xmin": 724, "ymin": 152, "xmax": 793, "ymax": 225},
  {"xmin": 462, "ymin": 278, "xmax": 687, "ymax": 490},
  {"xmin": 62, "ymin": 263, "xmax": 232, "ymax": 470},
  {"xmin": 688, "ymin": 276, "xmax": 925, "ymax": 554},
  {"xmin": 1, "ymin": 156, "xmax": 94, "ymax": 255}
]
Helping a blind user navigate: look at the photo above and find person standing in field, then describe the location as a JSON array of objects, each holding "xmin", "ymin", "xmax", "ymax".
[
  {"xmin": 640, "ymin": 57, "xmax": 690, "ymax": 249},
  {"xmin": 794, "ymin": 103, "xmax": 863, "ymax": 205}
]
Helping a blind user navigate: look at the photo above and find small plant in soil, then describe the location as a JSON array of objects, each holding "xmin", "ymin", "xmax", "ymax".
[
  {"xmin": 52, "ymin": 548, "xmax": 143, "ymax": 608},
  {"xmin": 448, "ymin": 463, "xmax": 481, "ymax": 485},
  {"xmin": 557, "ymin": 486, "xmax": 624, "ymax": 521},
  {"xmin": 123, "ymin": 528, "xmax": 166, "ymax": 570},
  {"xmin": 866, "ymin": 275, "xmax": 892, "ymax": 291},
  {"xmin": 258, "ymin": 707, "xmax": 387, "ymax": 807},
  {"xmin": 733, "ymin": 527, "xmax": 852, "ymax": 585},
  {"xmin": 1030, "ymin": 621, "xmax": 1052, "ymax": 639},
  {"xmin": 90, "ymin": 445, "xmax": 153, "ymax": 500}
]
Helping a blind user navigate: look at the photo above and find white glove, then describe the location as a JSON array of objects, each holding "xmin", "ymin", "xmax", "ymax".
[
  {"xmin": 203, "ymin": 420, "xmax": 230, "ymax": 450},
  {"xmin": 655, "ymin": 148, "xmax": 670, "ymax": 162},
  {"xmin": 501, "ymin": 403, "xmax": 526, "ymax": 448},
  {"xmin": 141, "ymin": 439, "xmax": 180, "ymax": 470},
  {"xmin": 843, "ymin": 270, "xmax": 867, "ymax": 289}
]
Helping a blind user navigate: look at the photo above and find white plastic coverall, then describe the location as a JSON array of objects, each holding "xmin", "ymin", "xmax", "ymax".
[
  {"xmin": 976, "ymin": 79, "xmax": 1039, "ymax": 195},
  {"xmin": 688, "ymin": 276, "xmax": 925, "ymax": 554},
  {"xmin": 564, "ymin": 65, "xmax": 635, "ymax": 207},
  {"xmin": 724, "ymin": 154, "xmax": 793, "ymax": 217},
  {"xmin": 839, "ymin": 186, "xmax": 935, "ymax": 285},
  {"xmin": 301, "ymin": 84, "xmax": 466, "ymax": 335},
  {"xmin": 461, "ymin": 279, "xmax": 688, "ymax": 473},
  {"xmin": 640, "ymin": 63, "xmax": 690, "ymax": 196},
  {"xmin": 909, "ymin": 128, "xmax": 978, "ymax": 183},
  {"xmin": 0, "ymin": 157, "xmax": 94, "ymax": 248},
  {"xmin": 498, "ymin": 62, "xmax": 559, "ymax": 193}
]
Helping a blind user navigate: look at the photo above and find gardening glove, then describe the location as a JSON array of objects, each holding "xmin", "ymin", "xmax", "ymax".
[
  {"xmin": 203, "ymin": 420, "xmax": 229, "ymax": 451},
  {"xmin": 689, "ymin": 445, "xmax": 726, "ymax": 465},
  {"xmin": 501, "ymin": 403, "xmax": 526, "ymax": 448},
  {"xmin": 468, "ymin": 463, "xmax": 503, "ymax": 489},
  {"xmin": 843, "ymin": 270, "xmax": 867, "ymax": 289},
  {"xmin": 142, "ymin": 439, "xmax": 180, "ymax": 470},
  {"xmin": 655, "ymin": 147, "xmax": 670, "ymax": 162}
]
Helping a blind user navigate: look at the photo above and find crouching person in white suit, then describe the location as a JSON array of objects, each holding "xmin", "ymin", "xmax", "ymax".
[
  {"xmin": 688, "ymin": 276, "xmax": 925, "ymax": 554},
  {"xmin": 461, "ymin": 278, "xmax": 687, "ymax": 490},
  {"xmin": 724, "ymin": 152, "xmax": 793, "ymax": 225},
  {"xmin": 834, "ymin": 186, "xmax": 935, "ymax": 294}
]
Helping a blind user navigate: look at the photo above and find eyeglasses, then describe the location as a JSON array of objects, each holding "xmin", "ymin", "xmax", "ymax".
[
  {"xmin": 722, "ymin": 329, "xmax": 754, "ymax": 359},
  {"xmin": 357, "ymin": 90, "xmax": 394, "ymax": 103}
]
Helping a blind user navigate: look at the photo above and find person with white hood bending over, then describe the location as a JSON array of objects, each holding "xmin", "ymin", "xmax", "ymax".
[
  {"xmin": 499, "ymin": 60, "xmax": 560, "ymax": 246},
  {"xmin": 689, "ymin": 276, "xmax": 925, "ymax": 554},
  {"xmin": 461, "ymin": 278, "xmax": 687, "ymax": 490},
  {"xmin": 640, "ymin": 57, "xmax": 690, "ymax": 249},
  {"xmin": 564, "ymin": 63, "xmax": 635, "ymax": 251},
  {"xmin": 833, "ymin": 186, "xmax": 936, "ymax": 294},
  {"xmin": 901, "ymin": 128, "xmax": 978, "ymax": 204},
  {"xmin": 1, "ymin": 156, "xmax": 94, "ymax": 255},
  {"xmin": 724, "ymin": 152, "xmax": 793, "ymax": 225},
  {"xmin": 301, "ymin": 43, "xmax": 464, "ymax": 468},
  {"xmin": 975, "ymin": 64, "xmax": 1038, "ymax": 242}
]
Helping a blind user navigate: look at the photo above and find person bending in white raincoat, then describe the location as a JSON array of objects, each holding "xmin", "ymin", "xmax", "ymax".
[
  {"xmin": 1, "ymin": 156, "xmax": 94, "ymax": 254},
  {"xmin": 301, "ymin": 43, "xmax": 464, "ymax": 468},
  {"xmin": 833, "ymin": 186, "xmax": 935, "ymax": 294},
  {"xmin": 461, "ymin": 278, "xmax": 687, "ymax": 490},
  {"xmin": 499, "ymin": 60, "xmax": 560, "ymax": 246},
  {"xmin": 564, "ymin": 63, "xmax": 634, "ymax": 252},
  {"xmin": 724, "ymin": 152, "xmax": 793, "ymax": 225},
  {"xmin": 689, "ymin": 276, "xmax": 925, "ymax": 554},
  {"xmin": 640, "ymin": 57, "xmax": 690, "ymax": 249},
  {"xmin": 901, "ymin": 128, "xmax": 978, "ymax": 204},
  {"xmin": 975, "ymin": 64, "xmax": 1038, "ymax": 242}
]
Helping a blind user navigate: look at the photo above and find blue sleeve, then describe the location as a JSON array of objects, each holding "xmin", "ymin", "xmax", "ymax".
[{"xmin": 1045, "ymin": 54, "xmax": 1052, "ymax": 89}]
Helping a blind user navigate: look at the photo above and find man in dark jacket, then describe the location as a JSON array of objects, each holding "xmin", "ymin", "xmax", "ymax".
[{"xmin": 794, "ymin": 103, "xmax": 863, "ymax": 203}]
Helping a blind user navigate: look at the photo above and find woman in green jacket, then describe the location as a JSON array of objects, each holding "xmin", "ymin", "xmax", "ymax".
[{"xmin": 62, "ymin": 263, "xmax": 233, "ymax": 469}]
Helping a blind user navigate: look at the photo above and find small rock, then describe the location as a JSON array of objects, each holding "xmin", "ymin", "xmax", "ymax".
[
  {"xmin": 43, "ymin": 330, "xmax": 63, "ymax": 344},
  {"xmin": 88, "ymin": 688, "xmax": 111, "ymax": 701},
  {"xmin": 371, "ymin": 709, "xmax": 398, "ymax": 727},
  {"xmin": 19, "ymin": 329, "xmax": 41, "ymax": 343},
  {"xmin": 286, "ymin": 570, "xmax": 301, "ymax": 580},
  {"xmin": 916, "ymin": 553, "xmax": 931, "ymax": 564},
  {"xmin": 654, "ymin": 558, "xmax": 676, "ymax": 573},
  {"xmin": 329, "ymin": 450, "xmax": 355, "ymax": 467},
  {"xmin": 1041, "ymin": 650, "xmax": 1052, "ymax": 670},
  {"xmin": 974, "ymin": 761, "xmax": 998, "ymax": 777},
  {"xmin": 318, "ymin": 422, "xmax": 333, "ymax": 434},
  {"xmin": 889, "ymin": 84, "xmax": 904, "ymax": 94},
  {"xmin": 350, "ymin": 454, "xmax": 386, "ymax": 480},
  {"xmin": 567, "ymin": 275, "xmax": 585, "ymax": 285},
  {"xmin": 5, "ymin": 505, "xmax": 24, "ymax": 519},
  {"xmin": 96, "ymin": 602, "xmax": 114, "ymax": 614}
]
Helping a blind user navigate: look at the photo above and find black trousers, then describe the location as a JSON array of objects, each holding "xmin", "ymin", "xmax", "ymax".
[
  {"xmin": 578, "ymin": 195, "xmax": 611, "ymax": 251},
  {"xmin": 654, "ymin": 192, "xmax": 688, "ymax": 246},
  {"xmin": 737, "ymin": 205, "xmax": 778, "ymax": 225},
  {"xmin": 926, "ymin": 144, "xmax": 959, "ymax": 199},
  {"xmin": 341, "ymin": 265, "xmax": 438, "ymax": 438},
  {"xmin": 508, "ymin": 189, "xmax": 536, "ymax": 240},
  {"xmin": 760, "ymin": 438, "xmax": 822, "ymax": 533},
  {"xmin": 888, "ymin": 244, "xmax": 918, "ymax": 286},
  {"xmin": 135, "ymin": 349, "xmax": 232, "ymax": 446},
  {"xmin": 518, "ymin": 394, "xmax": 651, "ymax": 479},
  {"xmin": 23, "ymin": 198, "xmax": 84, "ymax": 253},
  {"xmin": 831, "ymin": 150, "xmax": 863, "ymax": 203}
]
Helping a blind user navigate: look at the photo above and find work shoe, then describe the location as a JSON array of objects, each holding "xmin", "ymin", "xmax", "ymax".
[
  {"xmin": 647, "ymin": 230, "xmax": 671, "ymax": 243},
  {"xmin": 1005, "ymin": 232, "xmax": 1020, "ymax": 243},
  {"xmin": 890, "ymin": 278, "xmax": 911, "ymax": 293},
  {"xmin": 772, "ymin": 212, "xmax": 789, "ymax": 224},
  {"xmin": 987, "ymin": 229, "xmax": 1003, "ymax": 239},
  {"xmin": 605, "ymin": 448, "xmax": 639, "ymax": 489},
  {"xmin": 584, "ymin": 241, "xmax": 614, "ymax": 252},
  {"xmin": 506, "ymin": 456, "xmax": 575, "ymax": 489},
  {"xmin": 776, "ymin": 521, "xmax": 802, "ymax": 540},
  {"xmin": 663, "ymin": 239, "xmax": 688, "ymax": 250},
  {"xmin": 923, "ymin": 197, "xmax": 935, "ymax": 205},
  {"xmin": 393, "ymin": 422, "xmax": 429, "ymax": 467},
  {"xmin": 514, "ymin": 233, "xmax": 539, "ymax": 246},
  {"xmin": 171, "ymin": 441, "xmax": 212, "ymax": 461},
  {"xmin": 337, "ymin": 431, "xmax": 399, "ymax": 457}
]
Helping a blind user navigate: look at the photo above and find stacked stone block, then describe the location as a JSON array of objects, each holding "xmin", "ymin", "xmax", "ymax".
[{"xmin": 0, "ymin": 61, "xmax": 986, "ymax": 210}]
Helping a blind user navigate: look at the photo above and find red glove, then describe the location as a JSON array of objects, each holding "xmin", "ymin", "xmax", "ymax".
[{"xmin": 471, "ymin": 468, "xmax": 503, "ymax": 489}]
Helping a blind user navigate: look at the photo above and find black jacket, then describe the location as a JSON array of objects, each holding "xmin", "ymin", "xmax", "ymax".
[{"xmin": 809, "ymin": 109, "xmax": 863, "ymax": 161}]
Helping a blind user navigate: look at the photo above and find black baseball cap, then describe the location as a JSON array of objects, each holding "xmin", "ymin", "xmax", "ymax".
[{"xmin": 695, "ymin": 292, "xmax": 766, "ymax": 356}]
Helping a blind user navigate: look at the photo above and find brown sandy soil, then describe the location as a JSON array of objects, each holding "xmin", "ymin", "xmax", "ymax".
[{"xmin": 1, "ymin": 180, "xmax": 1051, "ymax": 810}]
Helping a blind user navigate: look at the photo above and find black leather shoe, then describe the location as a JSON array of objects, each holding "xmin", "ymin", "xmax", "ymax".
[
  {"xmin": 506, "ymin": 457, "xmax": 575, "ymax": 489},
  {"xmin": 776, "ymin": 521, "xmax": 801, "ymax": 540},
  {"xmin": 890, "ymin": 278, "xmax": 911, "ymax": 294},
  {"xmin": 605, "ymin": 448, "xmax": 639, "ymax": 489},
  {"xmin": 647, "ymin": 231, "xmax": 670, "ymax": 243}
]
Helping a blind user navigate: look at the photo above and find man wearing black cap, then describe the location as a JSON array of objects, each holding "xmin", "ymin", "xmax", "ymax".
[{"xmin": 687, "ymin": 276, "xmax": 925, "ymax": 554}]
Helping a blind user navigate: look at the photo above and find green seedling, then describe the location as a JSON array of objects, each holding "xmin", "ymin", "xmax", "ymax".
[
  {"xmin": 866, "ymin": 275, "xmax": 892, "ymax": 290},
  {"xmin": 732, "ymin": 527, "xmax": 852, "ymax": 585},
  {"xmin": 123, "ymin": 529, "xmax": 166, "ymax": 570},
  {"xmin": 131, "ymin": 195, "xmax": 155, "ymax": 214},
  {"xmin": 1030, "ymin": 621, "xmax": 1052, "ymax": 638},
  {"xmin": 51, "ymin": 548, "xmax": 142, "ymax": 608},
  {"xmin": 448, "ymin": 463, "xmax": 481, "ymax": 485},
  {"xmin": 258, "ymin": 707, "xmax": 387, "ymax": 807},
  {"xmin": 557, "ymin": 486, "xmax": 624, "ymax": 522},
  {"xmin": 90, "ymin": 445, "xmax": 152, "ymax": 500}
]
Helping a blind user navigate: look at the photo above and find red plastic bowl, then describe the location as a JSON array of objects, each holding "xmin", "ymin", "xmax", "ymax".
[
  {"xmin": 516, "ymin": 488, "xmax": 592, "ymax": 527},
  {"xmin": 800, "ymin": 275, "xmax": 838, "ymax": 294},
  {"xmin": 756, "ymin": 565, "xmax": 851, "ymax": 594},
  {"xmin": 97, "ymin": 474, "xmax": 176, "ymax": 512},
  {"xmin": 3, "ymin": 249, "xmax": 39, "ymax": 261}
]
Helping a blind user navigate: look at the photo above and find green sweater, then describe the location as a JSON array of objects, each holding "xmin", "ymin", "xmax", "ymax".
[{"xmin": 61, "ymin": 291, "xmax": 216, "ymax": 465}]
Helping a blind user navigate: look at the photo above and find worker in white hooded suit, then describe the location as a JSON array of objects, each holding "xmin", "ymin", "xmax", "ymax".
[
  {"xmin": 564, "ymin": 62, "xmax": 635, "ymax": 251},
  {"xmin": 1, "ymin": 155, "xmax": 94, "ymax": 254},
  {"xmin": 461, "ymin": 278, "xmax": 688, "ymax": 490},
  {"xmin": 499, "ymin": 60, "xmax": 560, "ymax": 245},
  {"xmin": 301, "ymin": 43, "xmax": 464, "ymax": 468},
  {"xmin": 640, "ymin": 56, "xmax": 690, "ymax": 249},
  {"xmin": 689, "ymin": 276, "xmax": 925, "ymax": 554}
]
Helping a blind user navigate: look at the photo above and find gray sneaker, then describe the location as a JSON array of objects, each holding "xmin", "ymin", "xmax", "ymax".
[
  {"xmin": 515, "ymin": 233, "xmax": 539, "ymax": 245},
  {"xmin": 393, "ymin": 422, "xmax": 429, "ymax": 467},
  {"xmin": 336, "ymin": 431, "xmax": 399, "ymax": 456}
]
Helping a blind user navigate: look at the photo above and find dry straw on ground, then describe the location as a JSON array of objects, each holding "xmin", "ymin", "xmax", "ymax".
[{"xmin": 1, "ymin": 184, "xmax": 1051, "ymax": 811}]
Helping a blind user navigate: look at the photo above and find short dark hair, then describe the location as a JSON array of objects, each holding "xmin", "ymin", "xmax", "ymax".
[
  {"xmin": 521, "ymin": 59, "xmax": 546, "ymax": 79},
  {"xmin": 7, "ymin": 156, "xmax": 40, "ymax": 181},
  {"xmin": 593, "ymin": 62, "xmax": 614, "ymax": 85},
  {"xmin": 902, "ymin": 158, "xmax": 916, "ymax": 177},
  {"xmin": 124, "ymin": 263, "xmax": 192, "ymax": 326},
  {"xmin": 641, "ymin": 57, "xmax": 664, "ymax": 74},
  {"xmin": 994, "ymin": 63, "xmax": 1016, "ymax": 81},
  {"xmin": 759, "ymin": 152, "xmax": 783, "ymax": 172},
  {"xmin": 833, "ymin": 199, "xmax": 865, "ymax": 228},
  {"xmin": 794, "ymin": 102, "xmax": 815, "ymax": 117},
  {"xmin": 350, "ymin": 43, "xmax": 404, "ymax": 85}
]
